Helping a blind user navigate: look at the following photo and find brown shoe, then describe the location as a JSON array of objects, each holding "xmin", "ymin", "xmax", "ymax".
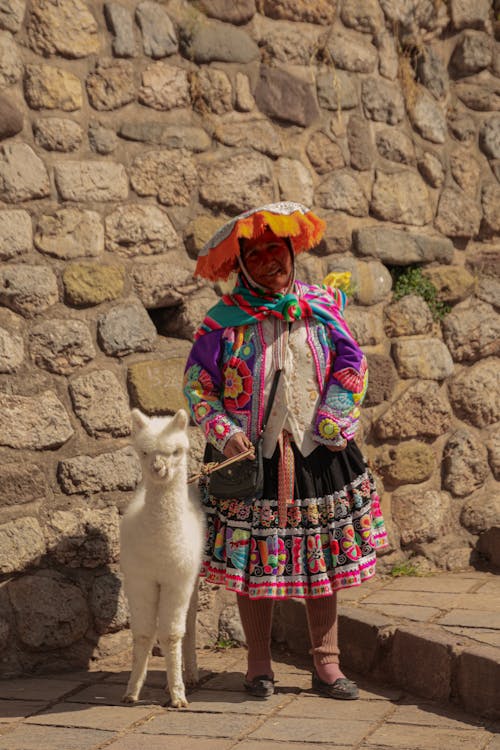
[{"xmin": 312, "ymin": 670, "xmax": 359, "ymax": 700}]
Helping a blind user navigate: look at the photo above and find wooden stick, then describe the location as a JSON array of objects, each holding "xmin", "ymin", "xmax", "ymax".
[{"xmin": 187, "ymin": 447, "xmax": 255, "ymax": 484}]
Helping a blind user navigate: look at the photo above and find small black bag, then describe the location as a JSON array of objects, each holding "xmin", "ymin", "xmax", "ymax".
[
  {"xmin": 204, "ymin": 436, "xmax": 264, "ymax": 502},
  {"xmin": 205, "ymin": 367, "xmax": 283, "ymax": 503}
]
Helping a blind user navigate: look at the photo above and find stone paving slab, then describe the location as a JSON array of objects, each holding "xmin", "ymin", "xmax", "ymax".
[
  {"xmin": 235, "ymin": 742, "xmax": 352, "ymax": 750},
  {"xmin": 24, "ymin": 701, "xmax": 157, "ymax": 731},
  {"xmin": 105, "ymin": 735, "xmax": 233, "ymax": 750},
  {"xmin": 277, "ymin": 694, "xmax": 394, "ymax": 722},
  {"xmin": 363, "ymin": 603, "xmax": 441, "ymax": 622},
  {"xmin": 248, "ymin": 713, "xmax": 373, "ymax": 745},
  {"xmin": 0, "ymin": 678, "xmax": 82, "ymax": 701},
  {"xmin": 137, "ymin": 710, "xmax": 258, "ymax": 738},
  {"xmin": 437, "ymin": 610, "xmax": 500, "ymax": 628},
  {"xmin": 0, "ymin": 700, "xmax": 49, "ymax": 723},
  {"xmin": 445, "ymin": 626, "xmax": 500, "ymax": 648},
  {"xmin": 359, "ymin": 722, "xmax": 489, "ymax": 749},
  {"xmin": 182, "ymin": 688, "xmax": 292, "ymax": 715},
  {"xmin": 65, "ymin": 681, "xmax": 166, "ymax": 707},
  {"xmin": 0, "ymin": 724, "xmax": 115, "ymax": 750}
]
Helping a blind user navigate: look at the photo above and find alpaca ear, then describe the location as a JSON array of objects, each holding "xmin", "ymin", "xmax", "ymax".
[
  {"xmin": 131, "ymin": 409, "xmax": 149, "ymax": 432},
  {"xmin": 171, "ymin": 409, "xmax": 188, "ymax": 431}
]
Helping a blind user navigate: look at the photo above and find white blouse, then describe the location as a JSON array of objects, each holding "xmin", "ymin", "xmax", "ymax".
[{"xmin": 261, "ymin": 317, "xmax": 322, "ymax": 458}]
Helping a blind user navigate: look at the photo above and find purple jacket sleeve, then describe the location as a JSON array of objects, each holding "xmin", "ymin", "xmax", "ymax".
[{"xmin": 183, "ymin": 330, "xmax": 242, "ymax": 450}]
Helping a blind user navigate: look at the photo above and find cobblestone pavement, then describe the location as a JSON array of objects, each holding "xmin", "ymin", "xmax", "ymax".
[{"xmin": 1, "ymin": 571, "xmax": 499, "ymax": 750}]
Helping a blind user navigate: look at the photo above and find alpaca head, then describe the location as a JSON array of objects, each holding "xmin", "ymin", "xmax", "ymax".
[{"xmin": 131, "ymin": 408, "xmax": 190, "ymax": 485}]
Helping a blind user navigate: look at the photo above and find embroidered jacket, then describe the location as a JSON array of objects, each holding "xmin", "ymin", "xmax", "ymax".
[{"xmin": 183, "ymin": 281, "xmax": 368, "ymax": 452}]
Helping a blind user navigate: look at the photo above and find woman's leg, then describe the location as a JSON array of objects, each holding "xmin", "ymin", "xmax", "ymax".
[
  {"xmin": 236, "ymin": 594, "xmax": 274, "ymax": 680},
  {"xmin": 305, "ymin": 593, "xmax": 345, "ymax": 683}
]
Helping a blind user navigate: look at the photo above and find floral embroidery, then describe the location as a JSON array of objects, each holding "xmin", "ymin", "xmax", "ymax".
[
  {"xmin": 318, "ymin": 417, "xmax": 340, "ymax": 439},
  {"xmin": 194, "ymin": 402, "xmax": 212, "ymax": 420},
  {"xmin": 223, "ymin": 357, "xmax": 252, "ymax": 409}
]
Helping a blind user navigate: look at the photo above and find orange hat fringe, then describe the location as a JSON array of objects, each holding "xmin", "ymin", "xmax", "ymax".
[{"xmin": 196, "ymin": 209, "xmax": 326, "ymax": 281}]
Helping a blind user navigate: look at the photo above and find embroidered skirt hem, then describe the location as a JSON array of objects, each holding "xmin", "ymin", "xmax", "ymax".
[{"xmin": 199, "ymin": 440, "xmax": 389, "ymax": 601}]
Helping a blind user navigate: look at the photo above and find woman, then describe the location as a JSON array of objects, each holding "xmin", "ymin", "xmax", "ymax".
[{"xmin": 184, "ymin": 202, "xmax": 388, "ymax": 700}]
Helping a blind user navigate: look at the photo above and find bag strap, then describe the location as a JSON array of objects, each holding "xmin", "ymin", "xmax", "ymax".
[
  {"xmin": 260, "ymin": 322, "xmax": 292, "ymax": 435},
  {"xmin": 261, "ymin": 368, "xmax": 282, "ymax": 435}
]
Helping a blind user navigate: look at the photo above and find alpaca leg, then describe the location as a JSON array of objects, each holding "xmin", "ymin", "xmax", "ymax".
[
  {"xmin": 158, "ymin": 585, "xmax": 189, "ymax": 707},
  {"xmin": 123, "ymin": 579, "xmax": 159, "ymax": 704},
  {"xmin": 183, "ymin": 581, "xmax": 199, "ymax": 687}
]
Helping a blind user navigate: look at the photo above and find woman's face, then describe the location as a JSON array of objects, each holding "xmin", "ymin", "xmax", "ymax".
[{"xmin": 240, "ymin": 229, "xmax": 293, "ymax": 292}]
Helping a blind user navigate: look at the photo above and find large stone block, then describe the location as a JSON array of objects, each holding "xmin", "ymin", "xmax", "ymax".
[
  {"xmin": 375, "ymin": 440, "xmax": 435, "ymax": 486},
  {"xmin": 422, "ymin": 266, "xmax": 475, "ymax": 304},
  {"xmin": 371, "ymin": 168, "xmax": 432, "ymax": 226},
  {"xmin": 90, "ymin": 571, "xmax": 129, "ymax": 634},
  {"xmin": 0, "ymin": 517, "xmax": 45, "ymax": 574},
  {"xmin": 0, "ymin": 209, "xmax": 33, "ymax": 261},
  {"xmin": 139, "ymin": 62, "xmax": 190, "ymax": 111},
  {"xmin": 435, "ymin": 187, "xmax": 482, "ymax": 238},
  {"xmin": 180, "ymin": 15, "xmax": 259, "ymax": 63},
  {"xmin": 390, "ymin": 626, "xmax": 453, "ymax": 703},
  {"xmin": 33, "ymin": 117, "xmax": 83, "ymax": 152},
  {"xmin": 362, "ymin": 77, "xmax": 404, "ymax": 124},
  {"xmin": 0, "ymin": 143, "xmax": 50, "ymax": 202},
  {"xmin": 57, "ymin": 446, "xmax": 141, "ymax": 494},
  {"xmin": 0, "ymin": 0, "xmax": 25, "ymax": 31},
  {"xmin": 105, "ymin": 204, "xmax": 180, "ymax": 257},
  {"xmin": 29, "ymin": 319, "xmax": 95, "ymax": 375},
  {"xmin": 86, "ymin": 58, "xmax": 137, "ymax": 110},
  {"xmin": 449, "ymin": 358, "xmax": 500, "ymax": 428},
  {"xmin": 27, "ymin": 0, "xmax": 99, "ymax": 57},
  {"xmin": 119, "ymin": 121, "xmax": 211, "ymax": 151},
  {"xmin": 130, "ymin": 149, "xmax": 196, "ymax": 206},
  {"xmin": 315, "ymin": 170, "xmax": 368, "ymax": 217},
  {"xmin": 255, "ymin": 66, "xmax": 320, "ymax": 127},
  {"xmin": 213, "ymin": 114, "xmax": 283, "ymax": 158},
  {"xmin": 132, "ymin": 255, "xmax": 198, "ymax": 309},
  {"xmin": 54, "ymin": 161, "xmax": 128, "ymax": 202},
  {"xmin": 306, "ymin": 131, "xmax": 345, "ymax": 174},
  {"xmin": 63, "ymin": 262, "xmax": 124, "ymax": 307},
  {"xmin": 0, "ymin": 30, "xmax": 22, "ymax": 87},
  {"xmin": 198, "ymin": 152, "xmax": 275, "ymax": 213},
  {"xmin": 97, "ymin": 302, "xmax": 157, "ymax": 356},
  {"xmin": 276, "ymin": 157, "xmax": 313, "ymax": 206},
  {"xmin": 0, "ymin": 93, "xmax": 23, "ymax": 140},
  {"xmin": 460, "ymin": 484, "xmax": 500, "ymax": 535},
  {"xmin": 104, "ymin": 1, "xmax": 136, "ymax": 57},
  {"xmin": 0, "ymin": 265, "xmax": 58, "ymax": 317},
  {"xmin": 375, "ymin": 381, "xmax": 452, "ymax": 439},
  {"xmin": 391, "ymin": 338, "xmax": 454, "ymax": 380},
  {"xmin": 456, "ymin": 646, "xmax": 500, "ymax": 719},
  {"xmin": 127, "ymin": 357, "xmax": 187, "ymax": 414},
  {"xmin": 198, "ymin": 0, "xmax": 256, "ymax": 24},
  {"xmin": 0, "ymin": 324, "xmax": 24, "ymax": 373},
  {"xmin": 35, "ymin": 208, "xmax": 104, "ymax": 259},
  {"xmin": 135, "ymin": 1, "xmax": 177, "ymax": 58},
  {"xmin": 442, "ymin": 302, "xmax": 500, "ymax": 363},
  {"xmin": 364, "ymin": 353, "xmax": 398, "ymax": 406},
  {"xmin": 69, "ymin": 370, "xmax": 131, "ymax": 438},
  {"xmin": 449, "ymin": 0, "xmax": 492, "ymax": 31},
  {"xmin": 191, "ymin": 67, "xmax": 232, "ymax": 115},
  {"xmin": 354, "ymin": 227, "xmax": 453, "ymax": 265},
  {"xmin": 0, "ymin": 463, "xmax": 47, "ymax": 507},
  {"xmin": 0, "ymin": 390, "xmax": 74, "ymax": 449},
  {"xmin": 24, "ymin": 63, "xmax": 82, "ymax": 111},
  {"xmin": 317, "ymin": 69, "xmax": 358, "ymax": 111},
  {"xmin": 45, "ymin": 508, "xmax": 120, "ymax": 568},
  {"xmin": 262, "ymin": 0, "xmax": 335, "ymax": 23},
  {"xmin": 384, "ymin": 295, "xmax": 433, "ymax": 337},
  {"xmin": 344, "ymin": 306, "xmax": 384, "ymax": 345},
  {"xmin": 340, "ymin": 0, "xmax": 384, "ymax": 34},
  {"xmin": 392, "ymin": 487, "xmax": 451, "ymax": 546},
  {"xmin": 443, "ymin": 429, "xmax": 489, "ymax": 497},
  {"xmin": 407, "ymin": 87, "xmax": 447, "ymax": 143},
  {"xmin": 252, "ymin": 16, "xmax": 322, "ymax": 66},
  {"xmin": 326, "ymin": 28, "xmax": 377, "ymax": 73},
  {"xmin": 8, "ymin": 571, "xmax": 90, "ymax": 649}
]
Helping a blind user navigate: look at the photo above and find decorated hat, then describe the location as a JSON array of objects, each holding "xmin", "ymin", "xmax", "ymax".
[{"xmin": 195, "ymin": 201, "xmax": 326, "ymax": 281}]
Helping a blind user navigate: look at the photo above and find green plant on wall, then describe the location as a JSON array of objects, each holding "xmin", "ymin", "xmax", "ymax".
[{"xmin": 390, "ymin": 265, "xmax": 451, "ymax": 321}]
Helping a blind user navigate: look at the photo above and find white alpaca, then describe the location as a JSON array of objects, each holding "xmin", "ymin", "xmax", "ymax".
[{"xmin": 120, "ymin": 408, "xmax": 205, "ymax": 707}]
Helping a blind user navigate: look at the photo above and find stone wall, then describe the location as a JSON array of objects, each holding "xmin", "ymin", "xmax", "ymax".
[{"xmin": 0, "ymin": 0, "xmax": 499, "ymax": 675}]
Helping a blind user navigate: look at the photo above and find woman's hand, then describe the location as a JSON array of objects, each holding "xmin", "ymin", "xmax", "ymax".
[
  {"xmin": 326, "ymin": 438, "xmax": 347, "ymax": 452},
  {"xmin": 223, "ymin": 432, "xmax": 255, "ymax": 459}
]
